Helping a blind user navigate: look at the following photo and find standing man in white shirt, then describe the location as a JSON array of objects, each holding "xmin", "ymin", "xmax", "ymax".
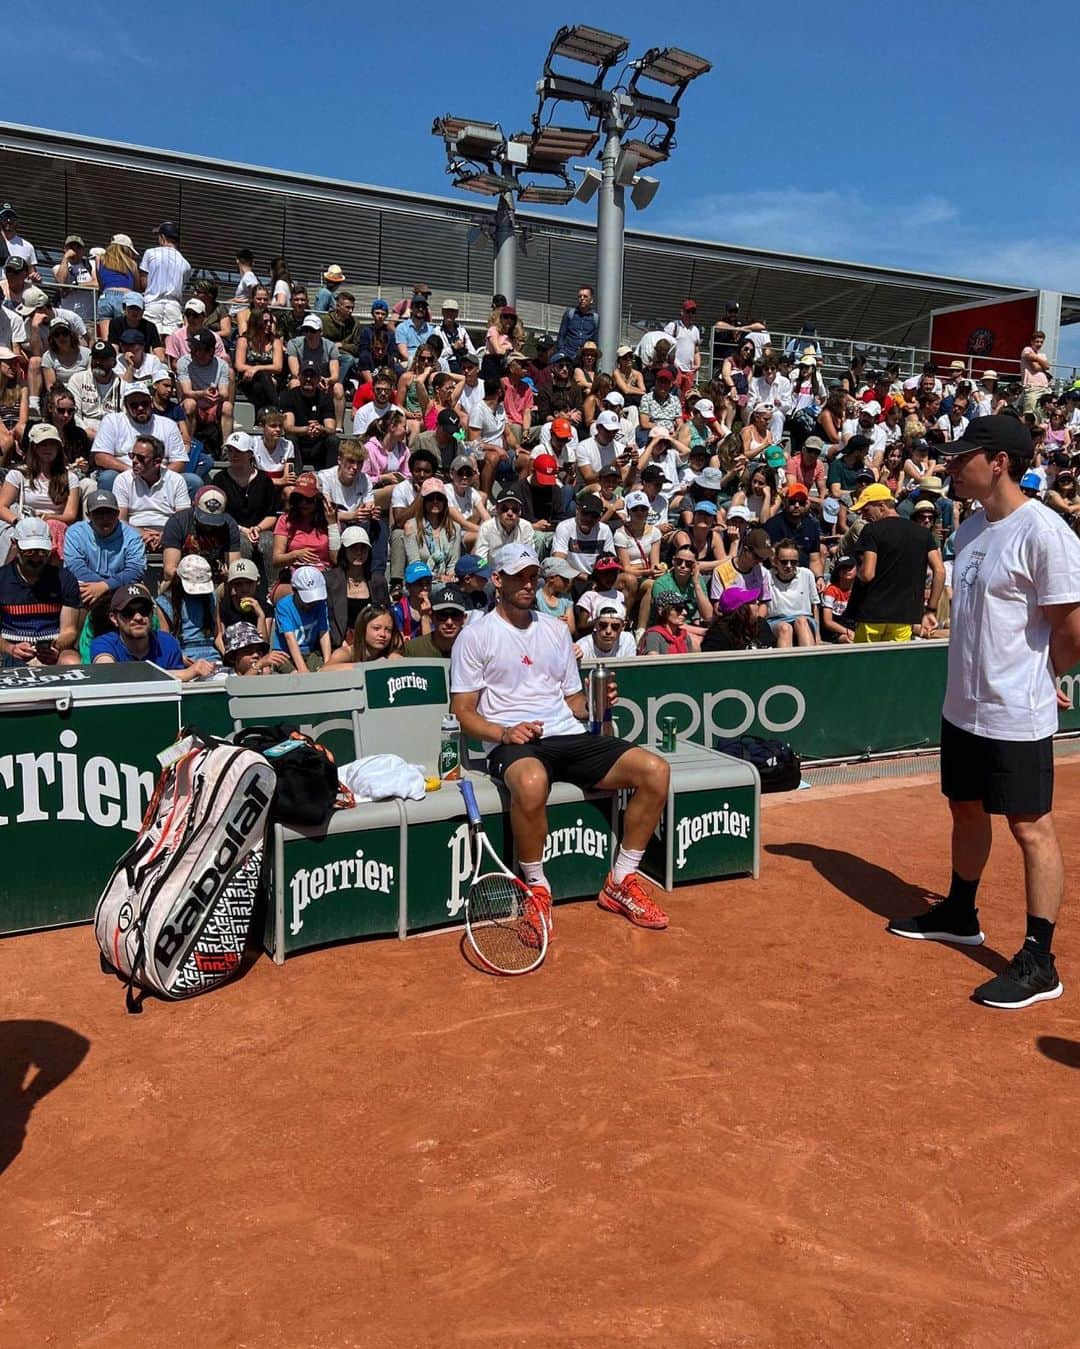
[
  {"xmin": 0, "ymin": 202, "xmax": 39, "ymax": 276},
  {"xmin": 139, "ymin": 222, "xmax": 192, "ymax": 336},
  {"xmin": 450, "ymin": 541, "xmax": 671, "ymax": 935},
  {"xmin": 888, "ymin": 416, "xmax": 1080, "ymax": 1009},
  {"xmin": 663, "ymin": 299, "xmax": 701, "ymax": 404}
]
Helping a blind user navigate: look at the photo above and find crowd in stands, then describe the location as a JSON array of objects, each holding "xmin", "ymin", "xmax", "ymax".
[{"xmin": 1, "ymin": 198, "xmax": 1078, "ymax": 676}]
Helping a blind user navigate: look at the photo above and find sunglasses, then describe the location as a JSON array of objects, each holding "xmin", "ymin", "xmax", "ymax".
[
  {"xmin": 595, "ymin": 622, "xmax": 623, "ymax": 632},
  {"xmin": 127, "ymin": 400, "xmax": 152, "ymax": 411},
  {"xmin": 120, "ymin": 603, "xmax": 153, "ymax": 618}
]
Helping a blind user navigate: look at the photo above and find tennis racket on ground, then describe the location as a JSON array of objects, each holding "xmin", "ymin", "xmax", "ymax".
[{"xmin": 458, "ymin": 779, "xmax": 548, "ymax": 975}]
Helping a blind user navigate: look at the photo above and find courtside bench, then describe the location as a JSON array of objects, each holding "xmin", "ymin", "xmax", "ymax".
[{"xmin": 222, "ymin": 661, "xmax": 760, "ymax": 964}]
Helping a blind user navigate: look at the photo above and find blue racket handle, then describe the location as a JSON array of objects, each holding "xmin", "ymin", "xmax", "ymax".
[{"xmin": 458, "ymin": 778, "xmax": 482, "ymax": 826}]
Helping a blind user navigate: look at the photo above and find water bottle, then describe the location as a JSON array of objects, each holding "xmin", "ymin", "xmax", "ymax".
[
  {"xmin": 439, "ymin": 712, "xmax": 461, "ymax": 780},
  {"xmin": 587, "ymin": 663, "xmax": 613, "ymax": 736}
]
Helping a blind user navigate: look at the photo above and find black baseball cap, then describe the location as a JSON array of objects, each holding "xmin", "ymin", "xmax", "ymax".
[
  {"xmin": 937, "ymin": 414, "xmax": 1034, "ymax": 459},
  {"xmin": 436, "ymin": 410, "xmax": 461, "ymax": 433},
  {"xmin": 431, "ymin": 585, "xmax": 468, "ymax": 614}
]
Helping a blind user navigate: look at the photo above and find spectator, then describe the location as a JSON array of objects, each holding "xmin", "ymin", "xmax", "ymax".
[
  {"xmin": 164, "ymin": 298, "xmax": 225, "ymax": 368},
  {"xmin": 403, "ymin": 477, "xmax": 461, "ymax": 583},
  {"xmin": 502, "ymin": 352, "xmax": 535, "ymax": 439},
  {"xmin": 0, "ymin": 202, "xmax": 38, "ymax": 276},
  {"xmin": 0, "ymin": 517, "xmax": 80, "ymax": 667},
  {"xmin": 444, "ymin": 455, "xmax": 489, "ymax": 550},
  {"xmin": 700, "ymin": 586, "xmax": 768, "ymax": 652},
  {"xmin": 575, "ymin": 410, "xmax": 628, "ymax": 487},
  {"xmin": 663, "ymin": 300, "xmax": 701, "ymax": 402},
  {"xmin": 315, "ymin": 264, "xmax": 347, "ymax": 314},
  {"xmin": 1046, "ymin": 468, "xmax": 1080, "ymax": 529},
  {"xmin": 68, "ymin": 339, "xmax": 124, "ymax": 433},
  {"xmin": 740, "ymin": 403, "xmax": 779, "ymax": 463},
  {"xmin": 397, "ymin": 343, "xmax": 437, "ymax": 437},
  {"xmin": 678, "ymin": 397, "xmax": 723, "ymax": 455},
  {"xmin": 211, "ymin": 433, "xmax": 278, "ymax": 574},
  {"xmin": 192, "ymin": 280, "xmax": 231, "ymax": 341},
  {"xmin": 44, "ymin": 387, "xmax": 92, "ymax": 475},
  {"xmin": 712, "ymin": 299, "xmax": 767, "ymax": 363},
  {"xmin": 269, "ymin": 257, "xmax": 292, "ymax": 309},
  {"xmin": 391, "ymin": 560, "xmax": 434, "ymax": 639},
  {"xmin": 234, "ymin": 306, "xmax": 282, "ymax": 408},
  {"xmin": 0, "ymin": 343, "xmax": 27, "ymax": 458},
  {"xmin": 848, "ymin": 483, "xmax": 944, "ymax": 642},
  {"xmin": 526, "ymin": 333, "xmax": 558, "ymax": 392},
  {"xmin": 828, "ymin": 433, "xmax": 871, "ymax": 500},
  {"xmin": 475, "ymin": 490, "xmax": 536, "ymax": 563},
  {"xmin": 278, "ymin": 285, "xmax": 312, "ymax": 344},
  {"xmin": 535, "ymin": 556, "xmax": 577, "ymax": 633},
  {"xmin": 710, "ymin": 525, "xmax": 773, "ymax": 619},
  {"xmin": 573, "ymin": 341, "xmax": 602, "ymax": 403},
  {"xmin": 412, "ymin": 407, "xmax": 462, "ymax": 473},
  {"xmin": 820, "ymin": 555, "xmax": 857, "ymax": 643},
  {"xmin": 763, "ymin": 483, "xmax": 825, "ymax": 584},
  {"xmin": 41, "ymin": 316, "xmax": 89, "ymax": 394},
  {"xmin": 355, "ymin": 299, "xmax": 398, "ymax": 381},
  {"xmin": 155, "ymin": 554, "xmax": 222, "ymax": 665},
  {"xmin": 139, "ymin": 221, "xmax": 191, "ymax": 335},
  {"xmin": 401, "ymin": 585, "xmax": 468, "ymax": 659},
  {"xmin": 573, "ymin": 554, "xmax": 626, "ymax": 634},
  {"xmin": 106, "ymin": 292, "xmax": 162, "ymax": 358},
  {"xmin": 271, "ymin": 472, "xmax": 337, "ymax": 579},
  {"xmin": 0, "ymin": 423, "xmax": 79, "ymax": 559},
  {"xmin": 249, "ymin": 409, "xmax": 296, "ymax": 489},
  {"xmin": 784, "ymin": 324, "xmax": 818, "ymax": 365},
  {"xmin": 64, "ymin": 489, "xmax": 147, "ymax": 607},
  {"xmin": 216, "ymin": 559, "xmax": 268, "ymax": 643},
  {"xmin": 352, "ymin": 367, "xmax": 403, "ymax": 438},
  {"xmin": 746, "ymin": 358, "xmax": 793, "ymax": 442},
  {"xmin": 286, "ymin": 315, "xmax": 344, "ymax": 427},
  {"xmin": 115, "ymin": 432, "xmax": 191, "ymax": 551},
  {"xmin": 272, "ymin": 564, "xmax": 332, "ymax": 671},
  {"xmin": 317, "ymin": 439, "xmax": 378, "ymax": 538},
  {"xmin": 93, "ymin": 382, "xmax": 188, "ymax": 490},
  {"xmin": 327, "ymin": 525, "xmax": 389, "ymax": 649},
  {"xmin": 552, "ymin": 493, "xmax": 615, "ymax": 587},
  {"xmin": 387, "ymin": 447, "xmax": 439, "ymax": 576},
  {"xmin": 469, "ymin": 377, "xmax": 516, "ymax": 494},
  {"xmin": 327, "ymin": 601, "xmax": 402, "ymax": 666},
  {"xmin": 786, "ymin": 434, "xmax": 827, "ymax": 498},
  {"xmin": 162, "ymin": 483, "xmax": 242, "ymax": 585},
  {"xmin": 91, "ymin": 581, "xmax": 205, "ymax": 676},
  {"xmin": 593, "ymin": 463, "xmax": 626, "ymax": 529},
  {"xmin": 361, "ymin": 410, "xmax": 410, "ymax": 516},
  {"xmin": 431, "ymin": 298, "xmax": 475, "ymax": 372},
  {"xmin": 221, "ymin": 620, "xmax": 290, "ymax": 677},
  {"xmin": 93, "ymin": 234, "xmax": 141, "ymax": 339},
  {"xmin": 732, "ymin": 462, "xmax": 780, "ymax": 524},
  {"xmin": 115, "ymin": 327, "xmax": 157, "ymax": 385},
  {"xmin": 575, "ymin": 604, "xmax": 636, "ymax": 660},
  {"xmin": 176, "ymin": 331, "xmax": 234, "ymax": 445},
  {"xmin": 649, "ymin": 545, "xmax": 713, "ymax": 636},
  {"xmin": 640, "ymin": 596, "xmax": 697, "ymax": 655},
  {"xmin": 228, "ymin": 248, "xmax": 259, "ymax": 316},
  {"xmin": 320, "ymin": 289, "xmax": 363, "ymax": 391},
  {"xmin": 767, "ymin": 539, "xmax": 821, "ymax": 647},
  {"xmin": 534, "ymin": 352, "xmax": 585, "ymax": 428},
  {"xmin": 556, "ymin": 285, "xmax": 599, "ymax": 362},
  {"xmin": 1020, "ymin": 331, "xmax": 1051, "ymax": 414},
  {"xmin": 614, "ymin": 489, "xmax": 664, "ymax": 630},
  {"xmin": 279, "ymin": 362, "xmax": 337, "ymax": 470},
  {"xmin": 638, "ymin": 367, "xmax": 683, "ymax": 437},
  {"xmin": 613, "ymin": 344, "xmax": 646, "ymax": 407},
  {"xmin": 396, "ymin": 295, "xmax": 436, "ymax": 366},
  {"xmin": 515, "ymin": 453, "xmax": 573, "ymax": 557},
  {"xmin": 454, "ymin": 554, "xmax": 492, "ymax": 619}
]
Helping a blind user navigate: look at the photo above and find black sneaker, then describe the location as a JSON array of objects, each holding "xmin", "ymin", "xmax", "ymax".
[
  {"xmin": 887, "ymin": 903, "xmax": 985, "ymax": 945},
  {"xmin": 972, "ymin": 948, "xmax": 1063, "ymax": 1010}
]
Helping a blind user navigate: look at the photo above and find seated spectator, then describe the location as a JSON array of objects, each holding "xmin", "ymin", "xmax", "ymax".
[
  {"xmin": 115, "ymin": 432, "xmax": 190, "ymax": 551},
  {"xmin": 614, "ymin": 489, "xmax": 664, "ymax": 630},
  {"xmin": 640, "ymin": 596, "xmax": 696, "ymax": 655},
  {"xmin": 0, "ymin": 423, "xmax": 79, "ymax": 559},
  {"xmin": 575, "ymin": 410, "xmax": 627, "ymax": 488},
  {"xmin": 678, "ymin": 397, "xmax": 724, "ymax": 454},
  {"xmin": 397, "ymin": 295, "xmax": 437, "ymax": 367},
  {"xmin": 638, "ymin": 367, "xmax": 683, "ymax": 437},
  {"xmin": 594, "ymin": 463, "xmax": 627, "ymax": 529},
  {"xmin": 162, "ymin": 483, "xmax": 242, "ymax": 585},
  {"xmin": 319, "ymin": 289, "xmax": 362, "ymax": 391},
  {"xmin": 176, "ymin": 331, "xmax": 234, "ymax": 446},
  {"xmin": 820, "ymin": 555, "xmax": 857, "ymax": 643},
  {"xmin": 165, "ymin": 297, "xmax": 228, "ymax": 367},
  {"xmin": 766, "ymin": 539, "xmax": 821, "ymax": 647},
  {"xmin": 431, "ymin": 299, "xmax": 475, "ymax": 373},
  {"xmin": 502, "ymin": 351, "xmax": 534, "ymax": 439},
  {"xmin": 91, "ymin": 582, "xmax": 213, "ymax": 678},
  {"xmin": 412, "ymin": 406, "xmax": 462, "ymax": 472},
  {"xmin": 391, "ymin": 560, "xmax": 434, "ymax": 640},
  {"xmin": 404, "ymin": 477, "xmax": 461, "ymax": 583},
  {"xmin": 234, "ymin": 306, "xmax": 283, "ymax": 408},
  {"xmin": 0, "ymin": 343, "xmax": 27, "ymax": 461},
  {"xmin": 573, "ymin": 553, "xmax": 625, "ymax": 634},
  {"xmin": 483, "ymin": 303, "xmax": 518, "ymax": 379},
  {"xmin": 362, "ymin": 410, "xmax": 410, "ymax": 517},
  {"xmin": 534, "ymin": 556, "xmax": 577, "ymax": 633},
  {"xmin": 353, "ymin": 368, "xmax": 404, "ymax": 437},
  {"xmin": 575, "ymin": 604, "xmax": 636, "ymax": 660},
  {"xmin": 475, "ymin": 489, "xmax": 536, "ymax": 564},
  {"xmin": 828, "ymin": 434, "xmax": 870, "ymax": 500},
  {"xmin": 639, "ymin": 462, "xmax": 678, "ymax": 537},
  {"xmin": 731, "ymin": 462, "xmax": 779, "ymax": 523},
  {"xmin": 249, "ymin": 409, "xmax": 296, "ymax": 489},
  {"xmin": 315, "ymin": 265, "xmax": 347, "ymax": 315},
  {"xmin": 191, "ymin": 280, "xmax": 231, "ymax": 340},
  {"xmin": 221, "ymin": 620, "xmax": 290, "ymax": 676},
  {"xmin": 279, "ymin": 361, "xmax": 337, "ymax": 470},
  {"xmin": 454, "ymin": 553, "xmax": 492, "ymax": 619},
  {"xmin": 115, "ymin": 327, "xmax": 157, "ymax": 385},
  {"xmin": 468, "ymin": 378, "xmax": 517, "ymax": 495},
  {"xmin": 317, "ymin": 438, "xmax": 378, "ymax": 539},
  {"xmin": 397, "ymin": 343, "xmax": 437, "ymax": 438},
  {"xmin": 356, "ymin": 299, "xmax": 399, "ymax": 381},
  {"xmin": 211, "ymin": 433, "xmax": 278, "ymax": 574},
  {"xmin": 786, "ymin": 434, "xmax": 827, "ymax": 498},
  {"xmin": 327, "ymin": 524, "xmax": 389, "ymax": 648},
  {"xmin": 400, "ymin": 584, "xmax": 468, "ymax": 659},
  {"xmin": 286, "ymin": 318, "xmax": 344, "ymax": 430},
  {"xmin": 388, "ymin": 447, "xmax": 439, "ymax": 580},
  {"xmin": 271, "ymin": 472, "xmax": 337, "ymax": 587},
  {"xmin": 327, "ymin": 601, "xmax": 402, "ymax": 666},
  {"xmin": 671, "ymin": 498, "xmax": 724, "ymax": 571},
  {"xmin": 216, "ymin": 558, "xmax": 268, "ymax": 643},
  {"xmin": 534, "ymin": 352, "xmax": 584, "ymax": 428},
  {"xmin": 44, "ymin": 387, "xmax": 92, "ymax": 476},
  {"xmin": 149, "ymin": 367, "xmax": 191, "ymax": 449},
  {"xmin": 41, "ymin": 316, "xmax": 89, "ymax": 393},
  {"xmin": 613, "ymin": 344, "xmax": 646, "ymax": 406},
  {"xmin": 106, "ymin": 292, "xmax": 163, "ymax": 358},
  {"xmin": 700, "ymin": 586, "xmax": 769, "ymax": 651},
  {"xmin": 710, "ymin": 526, "xmax": 773, "ymax": 621},
  {"xmin": 551, "ymin": 493, "xmax": 614, "ymax": 591},
  {"xmin": 515, "ymin": 453, "xmax": 573, "ymax": 557},
  {"xmin": 0, "ymin": 517, "xmax": 80, "ymax": 666},
  {"xmin": 648, "ymin": 544, "xmax": 713, "ymax": 640},
  {"xmin": 156, "ymin": 555, "xmax": 222, "ymax": 665},
  {"xmin": 67, "ymin": 339, "xmax": 123, "ymax": 436},
  {"xmin": 64, "ymin": 489, "xmax": 146, "ymax": 607},
  {"xmin": 271, "ymin": 564, "xmax": 332, "ymax": 672},
  {"xmin": 93, "ymin": 382, "xmax": 188, "ymax": 491},
  {"xmin": 277, "ymin": 285, "xmax": 311, "ymax": 345},
  {"xmin": 763, "ymin": 483, "xmax": 825, "ymax": 583}
]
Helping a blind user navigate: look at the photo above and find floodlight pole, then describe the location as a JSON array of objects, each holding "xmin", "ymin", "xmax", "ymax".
[
  {"xmin": 596, "ymin": 93, "xmax": 630, "ymax": 366},
  {"xmin": 493, "ymin": 193, "xmax": 517, "ymax": 305}
]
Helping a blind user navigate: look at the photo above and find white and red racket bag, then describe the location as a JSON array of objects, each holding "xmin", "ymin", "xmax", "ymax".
[{"xmin": 94, "ymin": 735, "xmax": 276, "ymax": 1009}]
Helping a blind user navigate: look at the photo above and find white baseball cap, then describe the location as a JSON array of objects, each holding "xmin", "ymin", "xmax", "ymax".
[
  {"xmin": 13, "ymin": 517, "xmax": 51, "ymax": 550},
  {"xmin": 861, "ymin": 400, "xmax": 882, "ymax": 417},
  {"xmin": 340, "ymin": 525, "xmax": 371, "ymax": 550},
  {"xmin": 184, "ymin": 298, "xmax": 206, "ymax": 315},
  {"xmin": 301, "ymin": 314, "xmax": 323, "ymax": 331},
  {"xmin": 226, "ymin": 559, "xmax": 260, "ymax": 583},
  {"xmin": 625, "ymin": 490, "xmax": 650, "ymax": 510},
  {"xmin": 694, "ymin": 398, "xmax": 716, "ymax": 419},
  {"xmin": 177, "ymin": 554, "xmax": 214, "ymax": 595},
  {"xmin": 224, "ymin": 431, "xmax": 252, "ymax": 452},
  {"xmin": 596, "ymin": 410, "xmax": 620, "ymax": 432},
  {"xmin": 726, "ymin": 503, "xmax": 752, "ymax": 522},
  {"xmin": 494, "ymin": 542, "xmax": 540, "ymax": 575},
  {"xmin": 291, "ymin": 565, "xmax": 328, "ymax": 602},
  {"xmin": 604, "ymin": 390, "xmax": 625, "ymax": 408}
]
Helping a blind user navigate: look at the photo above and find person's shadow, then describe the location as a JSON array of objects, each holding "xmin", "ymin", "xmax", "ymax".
[
  {"xmin": 1036, "ymin": 1037, "xmax": 1080, "ymax": 1069},
  {"xmin": 0, "ymin": 1020, "xmax": 90, "ymax": 1176},
  {"xmin": 765, "ymin": 842, "xmax": 1009, "ymax": 974}
]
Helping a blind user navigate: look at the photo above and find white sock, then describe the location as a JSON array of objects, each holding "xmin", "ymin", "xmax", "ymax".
[
  {"xmin": 612, "ymin": 846, "xmax": 645, "ymax": 885},
  {"xmin": 520, "ymin": 860, "xmax": 549, "ymax": 891}
]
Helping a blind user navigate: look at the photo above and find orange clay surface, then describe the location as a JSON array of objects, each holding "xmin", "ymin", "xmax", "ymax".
[{"xmin": 3, "ymin": 767, "xmax": 1080, "ymax": 1348}]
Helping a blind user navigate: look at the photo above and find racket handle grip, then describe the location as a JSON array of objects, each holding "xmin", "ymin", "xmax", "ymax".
[{"xmin": 458, "ymin": 778, "xmax": 482, "ymax": 825}]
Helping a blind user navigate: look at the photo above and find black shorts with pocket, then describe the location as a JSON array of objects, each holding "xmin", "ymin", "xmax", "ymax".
[
  {"xmin": 940, "ymin": 717, "xmax": 1054, "ymax": 816},
  {"xmin": 487, "ymin": 732, "xmax": 636, "ymax": 790}
]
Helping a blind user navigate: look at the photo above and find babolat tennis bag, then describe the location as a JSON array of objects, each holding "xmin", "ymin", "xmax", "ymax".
[
  {"xmin": 94, "ymin": 731, "xmax": 276, "ymax": 1010},
  {"xmin": 713, "ymin": 734, "xmax": 802, "ymax": 793}
]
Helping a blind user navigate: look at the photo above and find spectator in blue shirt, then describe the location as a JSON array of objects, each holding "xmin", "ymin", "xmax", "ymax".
[
  {"xmin": 91, "ymin": 582, "xmax": 213, "ymax": 680},
  {"xmin": 556, "ymin": 285, "xmax": 599, "ymax": 362},
  {"xmin": 395, "ymin": 297, "xmax": 435, "ymax": 365},
  {"xmin": 272, "ymin": 565, "xmax": 331, "ymax": 671},
  {"xmin": 315, "ymin": 264, "xmax": 347, "ymax": 313},
  {"xmin": 63, "ymin": 488, "xmax": 147, "ymax": 610}
]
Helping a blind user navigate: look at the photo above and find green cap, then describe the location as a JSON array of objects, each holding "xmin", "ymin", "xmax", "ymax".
[{"xmin": 765, "ymin": 445, "xmax": 786, "ymax": 469}]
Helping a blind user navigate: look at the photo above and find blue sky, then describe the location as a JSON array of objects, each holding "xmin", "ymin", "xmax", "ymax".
[{"xmin": 9, "ymin": 1, "xmax": 1080, "ymax": 359}]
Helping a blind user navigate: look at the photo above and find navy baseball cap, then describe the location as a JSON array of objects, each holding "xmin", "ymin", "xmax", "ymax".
[{"xmin": 455, "ymin": 555, "xmax": 491, "ymax": 580}]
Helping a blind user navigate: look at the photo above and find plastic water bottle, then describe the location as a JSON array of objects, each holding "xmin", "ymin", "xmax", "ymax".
[{"xmin": 439, "ymin": 713, "xmax": 461, "ymax": 780}]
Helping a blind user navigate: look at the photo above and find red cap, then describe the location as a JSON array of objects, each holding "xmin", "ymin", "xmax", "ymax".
[
  {"xmin": 500, "ymin": 305, "xmax": 517, "ymax": 318},
  {"xmin": 785, "ymin": 482, "xmax": 809, "ymax": 500},
  {"xmin": 292, "ymin": 472, "xmax": 319, "ymax": 498},
  {"xmin": 654, "ymin": 366, "xmax": 674, "ymax": 381},
  {"xmin": 532, "ymin": 453, "xmax": 559, "ymax": 486},
  {"xmin": 551, "ymin": 417, "xmax": 573, "ymax": 439},
  {"xmin": 682, "ymin": 298, "xmax": 697, "ymax": 310}
]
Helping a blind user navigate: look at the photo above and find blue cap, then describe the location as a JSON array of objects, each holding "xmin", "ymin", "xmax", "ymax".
[
  {"xmin": 1020, "ymin": 470, "xmax": 1042, "ymax": 490},
  {"xmin": 692, "ymin": 499, "xmax": 718, "ymax": 516},
  {"xmin": 404, "ymin": 561, "xmax": 433, "ymax": 585},
  {"xmin": 123, "ymin": 291, "xmax": 144, "ymax": 309},
  {"xmin": 371, "ymin": 298, "xmax": 389, "ymax": 313},
  {"xmin": 455, "ymin": 555, "xmax": 491, "ymax": 580}
]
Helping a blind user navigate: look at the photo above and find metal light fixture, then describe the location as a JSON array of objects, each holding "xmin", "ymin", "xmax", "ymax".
[
  {"xmin": 518, "ymin": 182, "xmax": 577, "ymax": 205},
  {"xmin": 549, "ymin": 25, "xmax": 629, "ymax": 68},
  {"xmin": 632, "ymin": 46, "xmax": 712, "ymax": 87},
  {"xmin": 452, "ymin": 171, "xmax": 517, "ymax": 197}
]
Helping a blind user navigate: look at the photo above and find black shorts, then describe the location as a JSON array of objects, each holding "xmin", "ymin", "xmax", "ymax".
[
  {"xmin": 487, "ymin": 732, "xmax": 635, "ymax": 790},
  {"xmin": 940, "ymin": 717, "xmax": 1054, "ymax": 816}
]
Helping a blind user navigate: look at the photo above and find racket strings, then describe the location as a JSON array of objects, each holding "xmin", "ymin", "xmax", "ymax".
[{"xmin": 469, "ymin": 872, "xmax": 546, "ymax": 972}]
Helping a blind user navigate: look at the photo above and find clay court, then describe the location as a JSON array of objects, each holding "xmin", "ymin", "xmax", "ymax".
[{"xmin": 4, "ymin": 767, "xmax": 1080, "ymax": 1348}]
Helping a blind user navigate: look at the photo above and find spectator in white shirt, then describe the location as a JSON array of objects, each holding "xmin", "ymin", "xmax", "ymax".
[
  {"xmin": 663, "ymin": 299, "xmax": 701, "ymax": 400},
  {"xmin": 575, "ymin": 411, "xmax": 629, "ymax": 486},
  {"xmin": 766, "ymin": 540, "xmax": 821, "ymax": 647},
  {"xmin": 746, "ymin": 358, "xmax": 794, "ymax": 442},
  {"xmin": 92, "ymin": 383, "xmax": 189, "ymax": 491},
  {"xmin": 0, "ymin": 202, "xmax": 38, "ymax": 275},
  {"xmin": 139, "ymin": 221, "xmax": 192, "ymax": 334},
  {"xmin": 114, "ymin": 433, "xmax": 191, "ymax": 550}
]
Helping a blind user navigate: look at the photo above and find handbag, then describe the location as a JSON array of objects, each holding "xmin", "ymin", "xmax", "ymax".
[{"xmin": 713, "ymin": 734, "xmax": 802, "ymax": 793}]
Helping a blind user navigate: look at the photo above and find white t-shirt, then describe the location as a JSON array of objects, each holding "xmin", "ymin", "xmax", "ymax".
[
  {"xmin": 475, "ymin": 516, "xmax": 536, "ymax": 562},
  {"xmin": 5, "ymin": 468, "xmax": 77, "ymax": 515},
  {"xmin": 230, "ymin": 269, "xmax": 259, "ymax": 315},
  {"xmin": 317, "ymin": 466, "xmax": 374, "ymax": 513},
  {"xmin": 113, "ymin": 468, "xmax": 190, "ymax": 527},
  {"xmin": 139, "ymin": 245, "xmax": 192, "ymax": 302},
  {"xmin": 352, "ymin": 400, "xmax": 404, "ymax": 437},
  {"xmin": 249, "ymin": 433, "xmax": 296, "ymax": 477},
  {"xmin": 576, "ymin": 630, "xmax": 637, "ymax": 660},
  {"xmin": 552, "ymin": 517, "xmax": 615, "ymax": 576},
  {"xmin": 663, "ymin": 320, "xmax": 700, "ymax": 373},
  {"xmin": 450, "ymin": 608, "xmax": 583, "ymax": 746},
  {"xmin": 575, "ymin": 435, "xmax": 624, "ymax": 479},
  {"xmin": 93, "ymin": 411, "xmax": 186, "ymax": 468},
  {"xmin": 390, "ymin": 480, "xmax": 416, "ymax": 513},
  {"xmin": 457, "ymin": 380, "xmax": 484, "ymax": 422},
  {"xmin": 469, "ymin": 400, "xmax": 506, "ymax": 449},
  {"xmin": 613, "ymin": 523, "xmax": 662, "ymax": 568},
  {"xmin": 943, "ymin": 501, "xmax": 1080, "ymax": 741},
  {"xmin": 575, "ymin": 588, "xmax": 626, "ymax": 621},
  {"xmin": 767, "ymin": 565, "xmax": 819, "ymax": 620}
]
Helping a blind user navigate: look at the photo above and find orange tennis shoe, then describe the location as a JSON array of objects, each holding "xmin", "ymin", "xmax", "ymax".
[
  {"xmin": 522, "ymin": 885, "xmax": 552, "ymax": 946},
  {"xmin": 597, "ymin": 872, "xmax": 668, "ymax": 929}
]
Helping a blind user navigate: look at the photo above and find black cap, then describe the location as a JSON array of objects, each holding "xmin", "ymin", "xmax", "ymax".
[
  {"xmin": 937, "ymin": 414, "xmax": 1035, "ymax": 459},
  {"xmin": 3, "ymin": 254, "xmax": 27, "ymax": 273},
  {"xmin": 534, "ymin": 334, "xmax": 556, "ymax": 349},
  {"xmin": 90, "ymin": 339, "xmax": 115, "ymax": 359},
  {"xmin": 155, "ymin": 220, "xmax": 180, "ymax": 239},
  {"xmin": 640, "ymin": 464, "xmax": 665, "ymax": 480},
  {"xmin": 119, "ymin": 327, "xmax": 145, "ymax": 344},
  {"xmin": 431, "ymin": 585, "xmax": 468, "ymax": 614},
  {"xmin": 845, "ymin": 434, "xmax": 871, "ymax": 454},
  {"xmin": 436, "ymin": 409, "xmax": 461, "ymax": 432},
  {"xmin": 300, "ymin": 359, "xmax": 321, "ymax": 376},
  {"xmin": 191, "ymin": 329, "xmax": 215, "ymax": 350},
  {"xmin": 577, "ymin": 493, "xmax": 604, "ymax": 515}
]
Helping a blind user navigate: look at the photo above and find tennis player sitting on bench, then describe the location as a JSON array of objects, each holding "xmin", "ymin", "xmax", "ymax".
[{"xmin": 450, "ymin": 541, "xmax": 671, "ymax": 932}]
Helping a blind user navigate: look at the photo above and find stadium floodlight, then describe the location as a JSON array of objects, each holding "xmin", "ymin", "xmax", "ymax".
[
  {"xmin": 520, "ymin": 125, "xmax": 599, "ymax": 164},
  {"xmin": 452, "ymin": 171, "xmax": 518, "ymax": 197},
  {"xmin": 518, "ymin": 182, "xmax": 577, "ymax": 205},
  {"xmin": 630, "ymin": 175, "xmax": 660, "ymax": 211},
  {"xmin": 620, "ymin": 138, "xmax": 670, "ymax": 168},
  {"xmin": 631, "ymin": 46, "xmax": 712, "ymax": 88},
  {"xmin": 548, "ymin": 25, "xmax": 629, "ymax": 69},
  {"xmin": 573, "ymin": 167, "xmax": 602, "ymax": 204},
  {"xmin": 433, "ymin": 116, "xmax": 505, "ymax": 152}
]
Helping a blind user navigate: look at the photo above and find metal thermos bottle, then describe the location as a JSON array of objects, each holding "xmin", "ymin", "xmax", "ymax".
[{"xmin": 587, "ymin": 664, "xmax": 613, "ymax": 736}]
